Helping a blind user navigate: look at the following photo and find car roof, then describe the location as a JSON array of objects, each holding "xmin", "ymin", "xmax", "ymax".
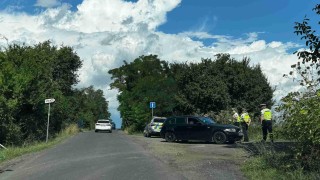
[
  {"xmin": 152, "ymin": 116, "xmax": 166, "ymax": 119},
  {"xmin": 166, "ymin": 115, "xmax": 209, "ymax": 119}
]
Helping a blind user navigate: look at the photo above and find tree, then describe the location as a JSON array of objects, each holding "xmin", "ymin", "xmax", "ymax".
[
  {"xmin": 109, "ymin": 54, "xmax": 273, "ymax": 131},
  {"xmin": 0, "ymin": 41, "xmax": 109, "ymax": 145},
  {"xmin": 172, "ymin": 54, "xmax": 274, "ymax": 117},
  {"xmin": 279, "ymin": 4, "xmax": 320, "ymax": 170},
  {"xmin": 109, "ymin": 55, "xmax": 177, "ymax": 132}
]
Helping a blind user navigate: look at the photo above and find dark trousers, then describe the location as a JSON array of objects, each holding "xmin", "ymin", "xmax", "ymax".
[
  {"xmin": 234, "ymin": 122, "xmax": 240, "ymax": 127},
  {"xmin": 262, "ymin": 120, "xmax": 273, "ymax": 141},
  {"xmin": 241, "ymin": 122, "xmax": 249, "ymax": 142}
]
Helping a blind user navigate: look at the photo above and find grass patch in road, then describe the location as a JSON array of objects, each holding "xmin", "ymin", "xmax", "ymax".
[{"xmin": 0, "ymin": 124, "xmax": 79, "ymax": 164}]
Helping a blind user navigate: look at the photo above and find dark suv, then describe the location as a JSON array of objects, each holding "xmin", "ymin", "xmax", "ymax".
[{"xmin": 160, "ymin": 115, "xmax": 243, "ymax": 144}]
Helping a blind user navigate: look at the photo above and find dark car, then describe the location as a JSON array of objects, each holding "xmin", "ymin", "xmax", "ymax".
[
  {"xmin": 160, "ymin": 115, "xmax": 243, "ymax": 144},
  {"xmin": 111, "ymin": 122, "xmax": 116, "ymax": 130}
]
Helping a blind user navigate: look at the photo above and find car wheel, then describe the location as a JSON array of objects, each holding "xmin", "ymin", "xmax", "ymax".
[
  {"xmin": 165, "ymin": 132, "xmax": 176, "ymax": 142},
  {"xmin": 146, "ymin": 131, "xmax": 151, "ymax": 137},
  {"xmin": 213, "ymin": 131, "xmax": 227, "ymax": 144},
  {"xmin": 110, "ymin": 130, "xmax": 112, "ymax": 133},
  {"xmin": 95, "ymin": 130, "xmax": 98, "ymax": 133}
]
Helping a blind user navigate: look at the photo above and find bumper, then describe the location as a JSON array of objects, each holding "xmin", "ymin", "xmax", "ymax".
[
  {"xmin": 225, "ymin": 132, "xmax": 243, "ymax": 141},
  {"xmin": 95, "ymin": 126, "xmax": 112, "ymax": 131}
]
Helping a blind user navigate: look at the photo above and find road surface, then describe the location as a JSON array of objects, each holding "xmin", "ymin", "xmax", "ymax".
[{"xmin": 0, "ymin": 131, "xmax": 185, "ymax": 180}]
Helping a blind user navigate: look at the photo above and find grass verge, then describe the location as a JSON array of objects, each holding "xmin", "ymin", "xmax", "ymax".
[
  {"xmin": 241, "ymin": 143, "xmax": 320, "ymax": 180},
  {"xmin": 0, "ymin": 124, "xmax": 79, "ymax": 164}
]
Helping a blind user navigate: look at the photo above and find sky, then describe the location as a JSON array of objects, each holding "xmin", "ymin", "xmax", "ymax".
[{"xmin": 0, "ymin": 0, "xmax": 319, "ymax": 128}]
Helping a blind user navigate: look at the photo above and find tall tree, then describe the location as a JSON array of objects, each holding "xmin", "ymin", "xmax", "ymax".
[
  {"xmin": 173, "ymin": 54, "xmax": 274, "ymax": 115},
  {"xmin": 0, "ymin": 41, "xmax": 110, "ymax": 145},
  {"xmin": 109, "ymin": 55, "xmax": 177, "ymax": 132}
]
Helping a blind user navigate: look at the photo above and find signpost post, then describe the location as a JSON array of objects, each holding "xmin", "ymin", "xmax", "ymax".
[
  {"xmin": 45, "ymin": 98, "xmax": 55, "ymax": 143},
  {"xmin": 150, "ymin": 102, "xmax": 156, "ymax": 118}
]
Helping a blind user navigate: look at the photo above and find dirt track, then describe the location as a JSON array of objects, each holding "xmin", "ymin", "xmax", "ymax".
[{"xmin": 128, "ymin": 134, "xmax": 248, "ymax": 180}]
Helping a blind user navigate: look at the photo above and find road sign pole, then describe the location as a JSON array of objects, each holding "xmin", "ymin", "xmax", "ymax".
[
  {"xmin": 152, "ymin": 108, "xmax": 153, "ymax": 118},
  {"xmin": 46, "ymin": 103, "xmax": 50, "ymax": 143}
]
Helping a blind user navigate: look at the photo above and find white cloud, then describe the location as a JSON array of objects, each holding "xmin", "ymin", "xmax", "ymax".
[
  {"xmin": 0, "ymin": 0, "xmax": 304, "ymax": 127},
  {"xmin": 35, "ymin": 0, "xmax": 61, "ymax": 8}
]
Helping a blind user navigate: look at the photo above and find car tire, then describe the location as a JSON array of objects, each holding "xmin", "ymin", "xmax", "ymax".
[
  {"xmin": 143, "ymin": 132, "xmax": 147, "ymax": 137},
  {"xmin": 110, "ymin": 130, "xmax": 112, "ymax": 133},
  {"xmin": 146, "ymin": 131, "xmax": 151, "ymax": 137},
  {"xmin": 213, "ymin": 131, "xmax": 227, "ymax": 144},
  {"xmin": 95, "ymin": 130, "xmax": 98, "ymax": 133},
  {"xmin": 165, "ymin": 132, "xmax": 176, "ymax": 142}
]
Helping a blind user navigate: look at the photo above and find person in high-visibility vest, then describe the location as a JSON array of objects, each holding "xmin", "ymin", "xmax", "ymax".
[
  {"xmin": 232, "ymin": 108, "xmax": 240, "ymax": 127},
  {"xmin": 240, "ymin": 108, "xmax": 251, "ymax": 142},
  {"xmin": 260, "ymin": 104, "xmax": 273, "ymax": 142}
]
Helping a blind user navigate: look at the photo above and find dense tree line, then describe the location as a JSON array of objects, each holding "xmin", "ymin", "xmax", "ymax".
[
  {"xmin": 109, "ymin": 54, "xmax": 274, "ymax": 132},
  {"xmin": 0, "ymin": 41, "xmax": 110, "ymax": 146}
]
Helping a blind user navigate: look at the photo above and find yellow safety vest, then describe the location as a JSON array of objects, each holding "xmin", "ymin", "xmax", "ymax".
[
  {"xmin": 262, "ymin": 108, "xmax": 272, "ymax": 120},
  {"xmin": 241, "ymin": 113, "xmax": 251, "ymax": 123}
]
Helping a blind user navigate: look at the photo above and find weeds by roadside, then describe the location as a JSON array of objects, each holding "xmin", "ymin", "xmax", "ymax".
[
  {"xmin": 0, "ymin": 124, "xmax": 79, "ymax": 164},
  {"xmin": 241, "ymin": 142, "xmax": 320, "ymax": 180}
]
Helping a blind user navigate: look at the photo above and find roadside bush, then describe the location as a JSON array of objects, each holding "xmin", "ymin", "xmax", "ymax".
[{"xmin": 279, "ymin": 92, "xmax": 320, "ymax": 171}]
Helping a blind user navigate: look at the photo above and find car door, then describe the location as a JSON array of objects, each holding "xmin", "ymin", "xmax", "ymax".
[
  {"xmin": 187, "ymin": 117, "xmax": 209, "ymax": 140},
  {"xmin": 173, "ymin": 117, "xmax": 188, "ymax": 140}
]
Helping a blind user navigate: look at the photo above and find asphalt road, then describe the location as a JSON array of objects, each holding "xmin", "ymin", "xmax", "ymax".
[{"xmin": 0, "ymin": 131, "xmax": 185, "ymax": 180}]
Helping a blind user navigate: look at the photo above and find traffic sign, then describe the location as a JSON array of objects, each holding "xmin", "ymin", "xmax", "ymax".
[
  {"xmin": 45, "ymin": 98, "xmax": 55, "ymax": 104},
  {"xmin": 150, "ymin": 102, "xmax": 156, "ymax": 109}
]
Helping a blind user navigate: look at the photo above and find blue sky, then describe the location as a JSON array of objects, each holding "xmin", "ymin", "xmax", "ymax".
[
  {"xmin": 0, "ymin": 0, "xmax": 319, "ymax": 128},
  {"xmin": 160, "ymin": 0, "xmax": 317, "ymax": 44},
  {"xmin": 1, "ymin": 0, "xmax": 317, "ymax": 44}
]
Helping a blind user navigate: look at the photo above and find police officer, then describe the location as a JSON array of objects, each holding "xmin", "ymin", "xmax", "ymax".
[
  {"xmin": 240, "ymin": 108, "xmax": 251, "ymax": 142},
  {"xmin": 260, "ymin": 104, "xmax": 273, "ymax": 142},
  {"xmin": 232, "ymin": 108, "xmax": 240, "ymax": 127}
]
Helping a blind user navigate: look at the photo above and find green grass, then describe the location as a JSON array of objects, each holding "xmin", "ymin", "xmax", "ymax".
[
  {"xmin": 247, "ymin": 123, "xmax": 285, "ymax": 142},
  {"xmin": 242, "ymin": 155, "xmax": 320, "ymax": 180},
  {"xmin": 0, "ymin": 124, "xmax": 79, "ymax": 164}
]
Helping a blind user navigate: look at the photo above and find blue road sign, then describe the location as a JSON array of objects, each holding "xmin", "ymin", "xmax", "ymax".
[{"xmin": 150, "ymin": 102, "xmax": 156, "ymax": 109}]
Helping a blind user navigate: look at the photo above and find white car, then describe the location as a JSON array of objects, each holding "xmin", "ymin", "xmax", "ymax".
[{"xmin": 95, "ymin": 119, "xmax": 112, "ymax": 133}]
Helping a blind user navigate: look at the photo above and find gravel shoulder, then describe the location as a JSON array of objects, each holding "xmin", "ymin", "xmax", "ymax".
[{"xmin": 127, "ymin": 133, "xmax": 248, "ymax": 180}]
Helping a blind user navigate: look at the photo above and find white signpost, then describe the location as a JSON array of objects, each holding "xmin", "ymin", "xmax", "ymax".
[{"xmin": 45, "ymin": 98, "xmax": 55, "ymax": 143}]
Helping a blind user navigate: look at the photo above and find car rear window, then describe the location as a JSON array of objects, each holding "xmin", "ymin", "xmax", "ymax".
[
  {"xmin": 153, "ymin": 118, "xmax": 165, "ymax": 123},
  {"xmin": 97, "ymin": 120, "xmax": 109, "ymax": 123}
]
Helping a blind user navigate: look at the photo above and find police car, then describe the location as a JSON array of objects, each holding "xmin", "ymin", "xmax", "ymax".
[{"xmin": 143, "ymin": 117, "xmax": 166, "ymax": 137}]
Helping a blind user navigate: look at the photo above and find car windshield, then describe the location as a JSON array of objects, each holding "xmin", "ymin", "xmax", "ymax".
[
  {"xmin": 97, "ymin": 120, "xmax": 109, "ymax": 123},
  {"xmin": 199, "ymin": 117, "xmax": 215, "ymax": 124},
  {"xmin": 153, "ymin": 118, "xmax": 165, "ymax": 123}
]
